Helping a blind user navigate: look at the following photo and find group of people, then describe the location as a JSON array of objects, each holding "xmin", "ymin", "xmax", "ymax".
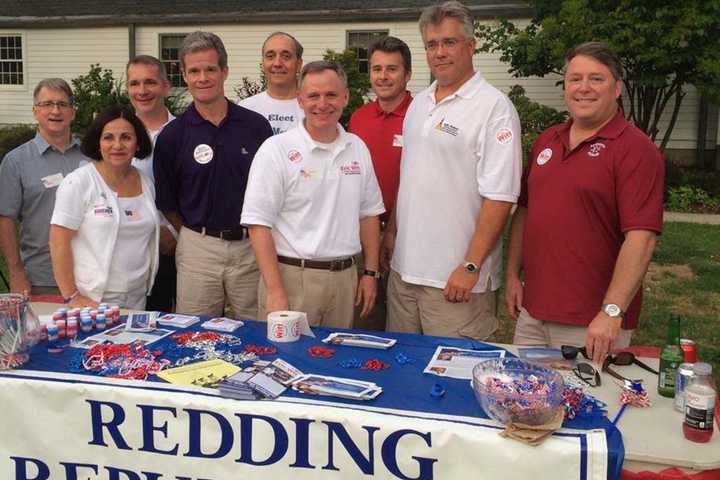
[{"xmin": 0, "ymin": 1, "xmax": 664, "ymax": 363}]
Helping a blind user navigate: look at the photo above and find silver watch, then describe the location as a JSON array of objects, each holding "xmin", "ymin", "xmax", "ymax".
[
  {"xmin": 463, "ymin": 261, "xmax": 479, "ymax": 273},
  {"xmin": 602, "ymin": 303, "xmax": 624, "ymax": 318}
]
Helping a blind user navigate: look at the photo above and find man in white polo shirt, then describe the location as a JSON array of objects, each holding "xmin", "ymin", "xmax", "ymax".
[
  {"xmin": 384, "ymin": 1, "xmax": 522, "ymax": 339},
  {"xmin": 240, "ymin": 31, "xmax": 303, "ymax": 135},
  {"xmin": 242, "ymin": 61, "xmax": 385, "ymax": 327}
]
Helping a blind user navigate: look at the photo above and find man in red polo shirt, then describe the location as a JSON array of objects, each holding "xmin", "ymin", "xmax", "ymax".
[
  {"xmin": 349, "ymin": 35, "xmax": 412, "ymax": 329},
  {"xmin": 505, "ymin": 42, "xmax": 664, "ymax": 365}
]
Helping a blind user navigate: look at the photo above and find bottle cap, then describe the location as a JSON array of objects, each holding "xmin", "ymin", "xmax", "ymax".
[{"xmin": 692, "ymin": 362, "xmax": 712, "ymax": 376}]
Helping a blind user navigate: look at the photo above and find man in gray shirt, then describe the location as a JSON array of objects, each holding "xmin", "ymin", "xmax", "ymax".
[{"xmin": 0, "ymin": 78, "xmax": 87, "ymax": 295}]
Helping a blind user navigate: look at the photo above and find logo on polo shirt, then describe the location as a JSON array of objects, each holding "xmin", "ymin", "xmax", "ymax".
[
  {"xmin": 288, "ymin": 149, "xmax": 302, "ymax": 163},
  {"xmin": 434, "ymin": 118, "xmax": 459, "ymax": 136},
  {"xmin": 536, "ymin": 148, "xmax": 552, "ymax": 166},
  {"xmin": 496, "ymin": 128, "xmax": 514, "ymax": 145},
  {"xmin": 340, "ymin": 161, "xmax": 361, "ymax": 175},
  {"xmin": 299, "ymin": 168, "xmax": 316, "ymax": 179},
  {"xmin": 588, "ymin": 142, "xmax": 606, "ymax": 157}
]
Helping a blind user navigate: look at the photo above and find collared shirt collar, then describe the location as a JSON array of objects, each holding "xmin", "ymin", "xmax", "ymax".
[
  {"xmin": 187, "ymin": 99, "xmax": 238, "ymax": 126},
  {"xmin": 425, "ymin": 71, "xmax": 485, "ymax": 104},
  {"xmin": 298, "ymin": 119, "xmax": 351, "ymax": 155},
  {"xmin": 556, "ymin": 110, "xmax": 629, "ymax": 146},
  {"xmin": 32, "ymin": 131, "xmax": 80, "ymax": 155},
  {"xmin": 372, "ymin": 91, "xmax": 413, "ymax": 117}
]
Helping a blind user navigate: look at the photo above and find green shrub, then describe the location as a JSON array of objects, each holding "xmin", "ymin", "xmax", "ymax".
[
  {"xmin": 322, "ymin": 49, "xmax": 370, "ymax": 128},
  {"xmin": 71, "ymin": 64, "xmax": 129, "ymax": 135},
  {"xmin": 507, "ymin": 85, "xmax": 567, "ymax": 161},
  {"xmin": 666, "ymin": 186, "xmax": 720, "ymax": 213},
  {"xmin": 0, "ymin": 124, "xmax": 36, "ymax": 161}
]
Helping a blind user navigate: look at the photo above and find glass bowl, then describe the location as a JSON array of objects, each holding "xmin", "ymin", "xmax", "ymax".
[
  {"xmin": 471, "ymin": 357, "xmax": 564, "ymax": 426},
  {"xmin": 0, "ymin": 294, "xmax": 42, "ymax": 370}
]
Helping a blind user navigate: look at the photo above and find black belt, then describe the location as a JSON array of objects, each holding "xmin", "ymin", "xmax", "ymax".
[
  {"xmin": 277, "ymin": 255, "xmax": 355, "ymax": 271},
  {"xmin": 185, "ymin": 224, "xmax": 248, "ymax": 241}
]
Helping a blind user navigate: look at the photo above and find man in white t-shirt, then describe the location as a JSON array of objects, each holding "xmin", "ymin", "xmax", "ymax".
[
  {"xmin": 384, "ymin": 1, "xmax": 522, "ymax": 339},
  {"xmin": 126, "ymin": 55, "xmax": 177, "ymax": 312},
  {"xmin": 241, "ymin": 61, "xmax": 385, "ymax": 328},
  {"xmin": 239, "ymin": 32, "xmax": 304, "ymax": 135}
]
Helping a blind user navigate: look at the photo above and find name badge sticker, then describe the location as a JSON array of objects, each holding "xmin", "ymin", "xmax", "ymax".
[
  {"xmin": 392, "ymin": 135, "xmax": 403, "ymax": 147},
  {"xmin": 41, "ymin": 173, "xmax": 64, "ymax": 189},
  {"xmin": 194, "ymin": 144, "xmax": 214, "ymax": 165}
]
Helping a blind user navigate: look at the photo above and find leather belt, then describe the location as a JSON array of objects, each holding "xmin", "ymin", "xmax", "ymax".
[
  {"xmin": 277, "ymin": 255, "xmax": 355, "ymax": 271},
  {"xmin": 185, "ymin": 224, "xmax": 248, "ymax": 241}
]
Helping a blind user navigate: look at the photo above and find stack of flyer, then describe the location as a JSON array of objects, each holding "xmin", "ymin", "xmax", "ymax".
[
  {"xmin": 157, "ymin": 314, "xmax": 200, "ymax": 328},
  {"xmin": 290, "ymin": 374, "xmax": 382, "ymax": 400},
  {"xmin": 202, "ymin": 317, "xmax": 244, "ymax": 332},
  {"xmin": 218, "ymin": 358, "xmax": 302, "ymax": 400},
  {"xmin": 321, "ymin": 332, "xmax": 396, "ymax": 349}
]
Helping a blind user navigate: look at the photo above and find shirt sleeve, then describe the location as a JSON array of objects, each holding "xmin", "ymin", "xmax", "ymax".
[
  {"xmin": 0, "ymin": 153, "xmax": 22, "ymax": 218},
  {"xmin": 50, "ymin": 171, "xmax": 87, "ymax": 230},
  {"xmin": 153, "ymin": 124, "xmax": 180, "ymax": 214},
  {"xmin": 475, "ymin": 100, "xmax": 523, "ymax": 203},
  {"xmin": 358, "ymin": 141, "xmax": 385, "ymax": 218},
  {"xmin": 616, "ymin": 135, "xmax": 665, "ymax": 234},
  {"xmin": 240, "ymin": 139, "xmax": 285, "ymax": 228}
]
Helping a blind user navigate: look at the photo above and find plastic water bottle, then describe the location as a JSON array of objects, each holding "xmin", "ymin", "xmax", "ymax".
[{"xmin": 683, "ymin": 363, "xmax": 716, "ymax": 443}]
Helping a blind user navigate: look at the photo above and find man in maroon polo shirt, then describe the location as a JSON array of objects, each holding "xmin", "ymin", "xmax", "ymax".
[
  {"xmin": 505, "ymin": 42, "xmax": 664, "ymax": 364},
  {"xmin": 349, "ymin": 36, "xmax": 412, "ymax": 329}
]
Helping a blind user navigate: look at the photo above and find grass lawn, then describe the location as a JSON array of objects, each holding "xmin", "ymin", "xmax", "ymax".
[{"xmin": 1, "ymin": 221, "xmax": 718, "ymax": 382}]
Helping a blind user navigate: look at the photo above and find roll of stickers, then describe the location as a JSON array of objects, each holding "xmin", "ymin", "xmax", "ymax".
[{"xmin": 267, "ymin": 311, "xmax": 311, "ymax": 343}]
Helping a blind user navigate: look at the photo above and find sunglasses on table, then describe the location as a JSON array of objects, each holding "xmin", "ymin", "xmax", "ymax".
[
  {"xmin": 573, "ymin": 362, "xmax": 601, "ymax": 387},
  {"xmin": 561, "ymin": 345, "xmax": 591, "ymax": 361},
  {"xmin": 603, "ymin": 351, "xmax": 659, "ymax": 375}
]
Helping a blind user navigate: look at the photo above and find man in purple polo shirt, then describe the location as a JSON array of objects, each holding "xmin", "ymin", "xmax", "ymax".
[{"xmin": 154, "ymin": 31, "xmax": 273, "ymax": 318}]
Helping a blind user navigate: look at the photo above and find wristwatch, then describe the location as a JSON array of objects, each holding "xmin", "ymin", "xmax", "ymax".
[
  {"xmin": 602, "ymin": 303, "xmax": 625, "ymax": 318},
  {"xmin": 363, "ymin": 269, "xmax": 381, "ymax": 279},
  {"xmin": 463, "ymin": 261, "xmax": 479, "ymax": 273}
]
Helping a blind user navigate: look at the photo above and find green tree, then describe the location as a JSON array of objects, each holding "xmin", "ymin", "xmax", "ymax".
[
  {"xmin": 71, "ymin": 64, "xmax": 128, "ymax": 134},
  {"xmin": 507, "ymin": 85, "xmax": 567, "ymax": 159},
  {"xmin": 322, "ymin": 49, "xmax": 370, "ymax": 127},
  {"xmin": 475, "ymin": 0, "xmax": 720, "ymax": 152},
  {"xmin": 234, "ymin": 64, "xmax": 267, "ymax": 101}
]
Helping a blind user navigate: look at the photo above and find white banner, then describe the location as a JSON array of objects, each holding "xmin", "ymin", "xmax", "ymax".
[{"xmin": 0, "ymin": 370, "xmax": 609, "ymax": 480}]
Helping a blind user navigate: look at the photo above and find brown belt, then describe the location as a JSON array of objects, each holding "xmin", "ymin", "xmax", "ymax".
[
  {"xmin": 184, "ymin": 224, "xmax": 248, "ymax": 241},
  {"xmin": 277, "ymin": 255, "xmax": 355, "ymax": 271}
]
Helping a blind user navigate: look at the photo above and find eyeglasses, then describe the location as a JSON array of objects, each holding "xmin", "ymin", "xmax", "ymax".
[
  {"xmin": 424, "ymin": 37, "xmax": 465, "ymax": 52},
  {"xmin": 561, "ymin": 345, "xmax": 591, "ymax": 361},
  {"xmin": 573, "ymin": 362, "xmax": 601, "ymax": 387},
  {"xmin": 34, "ymin": 101, "xmax": 73, "ymax": 110},
  {"xmin": 603, "ymin": 351, "xmax": 658, "ymax": 375}
]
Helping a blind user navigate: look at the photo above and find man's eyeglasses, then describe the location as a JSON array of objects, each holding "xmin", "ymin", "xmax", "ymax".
[
  {"xmin": 424, "ymin": 37, "xmax": 465, "ymax": 52},
  {"xmin": 34, "ymin": 101, "xmax": 73, "ymax": 110},
  {"xmin": 561, "ymin": 345, "xmax": 591, "ymax": 361},
  {"xmin": 573, "ymin": 362, "xmax": 601, "ymax": 387}
]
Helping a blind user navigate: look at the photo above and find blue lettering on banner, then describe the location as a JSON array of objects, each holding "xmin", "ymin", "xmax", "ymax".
[
  {"xmin": 138, "ymin": 404, "xmax": 179, "ymax": 456},
  {"xmin": 236, "ymin": 414, "xmax": 289, "ymax": 465},
  {"xmin": 86, "ymin": 400, "xmax": 132, "ymax": 450},
  {"xmin": 11, "ymin": 399, "xmax": 437, "ymax": 478},
  {"xmin": 382, "ymin": 430, "xmax": 438, "ymax": 480},
  {"xmin": 185, "ymin": 408, "xmax": 233, "ymax": 459},
  {"xmin": 322, "ymin": 421, "xmax": 379, "ymax": 474}
]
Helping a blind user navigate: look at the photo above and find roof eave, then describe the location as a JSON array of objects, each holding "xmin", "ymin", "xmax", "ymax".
[{"xmin": 0, "ymin": 5, "xmax": 531, "ymax": 28}]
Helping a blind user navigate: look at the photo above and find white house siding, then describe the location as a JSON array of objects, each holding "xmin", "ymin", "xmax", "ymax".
[
  {"xmin": 0, "ymin": 27, "xmax": 128, "ymax": 125},
  {"xmin": 0, "ymin": 21, "xmax": 705, "ymax": 153}
]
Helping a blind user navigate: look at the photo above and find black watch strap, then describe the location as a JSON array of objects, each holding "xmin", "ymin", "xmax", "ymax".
[{"xmin": 363, "ymin": 269, "xmax": 381, "ymax": 279}]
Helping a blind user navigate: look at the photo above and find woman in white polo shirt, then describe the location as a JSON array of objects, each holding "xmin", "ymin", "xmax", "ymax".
[{"xmin": 49, "ymin": 105, "xmax": 159, "ymax": 309}]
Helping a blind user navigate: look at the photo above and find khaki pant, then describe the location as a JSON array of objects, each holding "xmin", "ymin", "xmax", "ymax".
[
  {"xmin": 176, "ymin": 227, "xmax": 258, "ymax": 318},
  {"xmin": 258, "ymin": 262, "xmax": 357, "ymax": 328},
  {"xmin": 386, "ymin": 269, "xmax": 497, "ymax": 340},
  {"xmin": 513, "ymin": 307, "xmax": 633, "ymax": 348}
]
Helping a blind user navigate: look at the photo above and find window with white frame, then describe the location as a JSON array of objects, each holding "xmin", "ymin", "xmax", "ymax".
[
  {"xmin": 160, "ymin": 34, "xmax": 187, "ymax": 88},
  {"xmin": 347, "ymin": 30, "xmax": 388, "ymax": 74},
  {"xmin": 0, "ymin": 34, "xmax": 24, "ymax": 85}
]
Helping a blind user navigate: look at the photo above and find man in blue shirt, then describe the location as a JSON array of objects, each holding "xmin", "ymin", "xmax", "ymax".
[
  {"xmin": 154, "ymin": 31, "xmax": 273, "ymax": 317},
  {"xmin": 0, "ymin": 78, "xmax": 87, "ymax": 295}
]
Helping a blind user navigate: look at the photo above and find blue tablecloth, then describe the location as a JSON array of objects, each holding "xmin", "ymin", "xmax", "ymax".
[{"xmin": 22, "ymin": 316, "xmax": 624, "ymax": 479}]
